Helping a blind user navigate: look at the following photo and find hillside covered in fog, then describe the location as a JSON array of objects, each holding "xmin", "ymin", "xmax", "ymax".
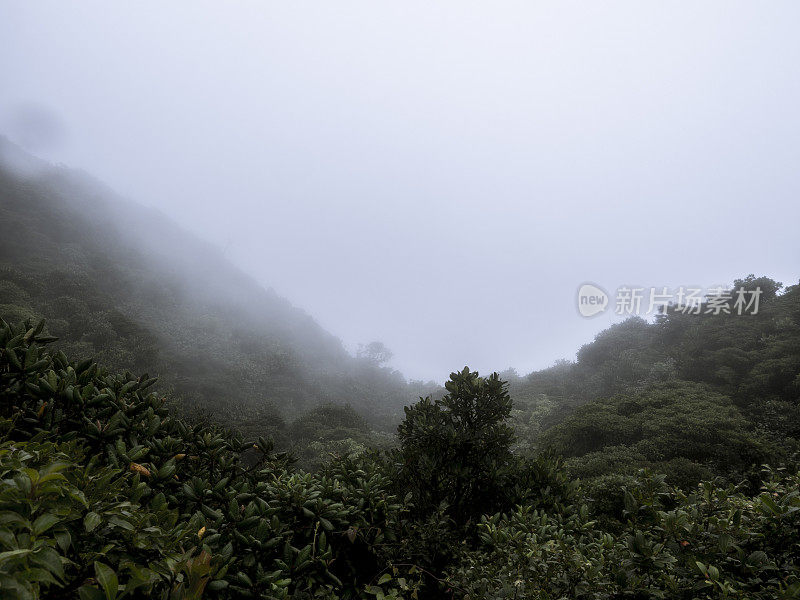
[
  {"xmin": 509, "ymin": 278, "xmax": 800, "ymax": 485},
  {"xmin": 2, "ymin": 140, "xmax": 800, "ymax": 597},
  {"xmin": 4, "ymin": 2, "xmax": 800, "ymax": 597},
  {"xmin": 1, "ymin": 271, "xmax": 799, "ymax": 598},
  {"xmin": 0, "ymin": 138, "xmax": 437, "ymax": 433}
]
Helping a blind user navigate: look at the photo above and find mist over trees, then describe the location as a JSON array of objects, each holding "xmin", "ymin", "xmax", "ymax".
[
  {"xmin": 1, "ymin": 127, "xmax": 800, "ymax": 598},
  {"xmin": 0, "ymin": 138, "xmax": 437, "ymax": 431}
]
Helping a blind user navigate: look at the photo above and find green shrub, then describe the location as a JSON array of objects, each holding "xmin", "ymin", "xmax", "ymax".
[
  {"xmin": 2, "ymin": 316, "xmax": 799, "ymax": 599},
  {"xmin": 394, "ymin": 367, "xmax": 515, "ymax": 526},
  {"xmin": 0, "ymin": 318, "xmax": 409, "ymax": 599}
]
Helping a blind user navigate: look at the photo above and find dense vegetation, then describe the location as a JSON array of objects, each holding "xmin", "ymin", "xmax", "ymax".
[
  {"xmin": 2, "ymin": 140, "xmax": 799, "ymax": 597},
  {"xmin": 1, "ymin": 313, "xmax": 799, "ymax": 599},
  {"xmin": 0, "ymin": 137, "xmax": 437, "ymax": 432},
  {"xmin": 508, "ymin": 277, "xmax": 800, "ymax": 489}
]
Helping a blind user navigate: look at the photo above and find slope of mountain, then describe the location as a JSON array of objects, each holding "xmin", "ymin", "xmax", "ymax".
[
  {"xmin": 1, "ymin": 139, "xmax": 799, "ymax": 595},
  {"xmin": 507, "ymin": 276, "xmax": 800, "ymax": 484},
  {"xmin": 0, "ymin": 137, "xmax": 432, "ymax": 428},
  {"xmin": 2, "ymin": 314, "xmax": 799, "ymax": 599}
]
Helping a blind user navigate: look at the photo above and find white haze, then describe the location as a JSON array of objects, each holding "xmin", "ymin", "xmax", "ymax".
[{"xmin": 1, "ymin": 2, "xmax": 799, "ymax": 381}]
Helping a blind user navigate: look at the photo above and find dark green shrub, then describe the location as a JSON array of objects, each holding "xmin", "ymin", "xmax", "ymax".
[{"xmin": 395, "ymin": 367, "xmax": 514, "ymax": 526}]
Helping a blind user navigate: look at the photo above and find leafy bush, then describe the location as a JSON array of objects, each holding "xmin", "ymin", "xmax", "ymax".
[
  {"xmin": 447, "ymin": 469, "xmax": 800, "ymax": 599},
  {"xmin": 0, "ymin": 318, "xmax": 409, "ymax": 599},
  {"xmin": 0, "ymin": 439, "xmax": 198, "ymax": 600},
  {"xmin": 395, "ymin": 367, "xmax": 515, "ymax": 525},
  {"xmin": 2, "ymin": 315, "xmax": 799, "ymax": 599}
]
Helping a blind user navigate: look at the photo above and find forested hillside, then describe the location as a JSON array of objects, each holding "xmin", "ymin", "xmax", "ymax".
[
  {"xmin": 2, "ymin": 138, "xmax": 800, "ymax": 598},
  {"xmin": 504, "ymin": 278, "xmax": 800, "ymax": 488},
  {"xmin": 0, "ymin": 138, "xmax": 436, "ymax": 435},
  {"xmin": 1, "ymin": 318, "xmax": 798, "ymax": 599}
]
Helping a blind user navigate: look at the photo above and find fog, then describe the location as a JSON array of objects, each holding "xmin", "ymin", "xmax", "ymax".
[{"xmin": 2, "ymin": 1, "xmax": 799, "ymax": 381}]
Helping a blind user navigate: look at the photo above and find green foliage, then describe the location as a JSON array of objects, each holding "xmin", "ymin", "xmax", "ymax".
[
  {"xmin": 541, "ymin": 381, "xmax": 777, "ymax": 486},
  {"xmin": 0, "ymin": 318, "xmax": 410, "ymax": 599},
  {"xmin": 0, "ymin": 153, "xmax": 437, "ymax": 432},
  {"xmin": 289, "ymin": 403, "xmax": 370, "ymax": 442},
  {"xmin": 0, "ymin": 439, "xmax": 196, "ymax": 600},
  {"xmin": 2, "ymin": 272, "xmax": 800, "ymax": 599},
  {"xmin": 278, "ymin": 403, "xmax": 391, "ymax": 472},
  {"xmin": 395, "ymin": 367, "xmax": 515, "ymax": 525},
  {"xmin": 509, "ymin": 279, "xmax": 800, "ymax": 492},
  {"xmin": 448, "ymin": 468, "xmax": 800, "ymax": 599},
  {"xmin": 512, "ymin": 278, "xmax": 799, "ymax": 437}
]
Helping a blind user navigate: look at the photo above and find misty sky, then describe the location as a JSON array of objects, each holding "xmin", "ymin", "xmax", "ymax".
[{"xmin": 2, "ymin": 2, "xmax": 799, "ymax": 381}]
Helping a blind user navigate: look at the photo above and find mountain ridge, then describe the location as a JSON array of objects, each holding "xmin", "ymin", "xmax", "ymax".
[{"xmin": 0, "ymin": 137, "xmax": 427, "ymax": 425}]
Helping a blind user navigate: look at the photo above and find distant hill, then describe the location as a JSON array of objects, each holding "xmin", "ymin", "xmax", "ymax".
[
  {"xmin": 505, "ymin": 275, "xmax": 800, "ymax": 484},
  {"xmin": 0, "ymin": 137, "xmax": 435, "ymax": 429}
]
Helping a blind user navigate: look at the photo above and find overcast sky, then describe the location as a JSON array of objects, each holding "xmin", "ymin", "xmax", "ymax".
[{"xmin": 2, "ymin": 2, "xmax": 799, "ymax": 381}]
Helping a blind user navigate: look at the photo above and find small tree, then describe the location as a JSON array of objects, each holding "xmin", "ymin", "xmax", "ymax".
[
  {"xmin": 396, "ymin": 367, "xmax": 515, "ymax": 525},
  {"xmin": 357, "ymin": 341, "xmax": 393, "ymax": 365}
]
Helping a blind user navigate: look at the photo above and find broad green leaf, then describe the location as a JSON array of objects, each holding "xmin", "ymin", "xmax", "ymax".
[
  {"xmin": 0, "ymin": 548, "xmax": 32, "ymax": 564},
  {"xmin": 78, "ymin": 586, "xmax": 106, "ymax": 600},
  {"xmin": 94, "ymin": 561, "xmax": 119, "ymax": 600},
  {"xmin": 32, "ymin": 513, "xmax": 60, "ymax": 536},
  {"xmin": 84, "ymin": 512, "xmax": 102, "ymax": 532}
]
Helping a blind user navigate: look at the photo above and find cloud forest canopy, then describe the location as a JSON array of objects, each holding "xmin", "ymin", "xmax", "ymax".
[
  {"xmin": 0, "ymin": 138, "xmax": 437, "ymax": 430},
  {"xmin": 0, "ymin": 312, "xmax": 798, "ymax": 599},
  {"xmin": 1, "ymin": 140, "xmax": 799, "ymax": 598}
]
